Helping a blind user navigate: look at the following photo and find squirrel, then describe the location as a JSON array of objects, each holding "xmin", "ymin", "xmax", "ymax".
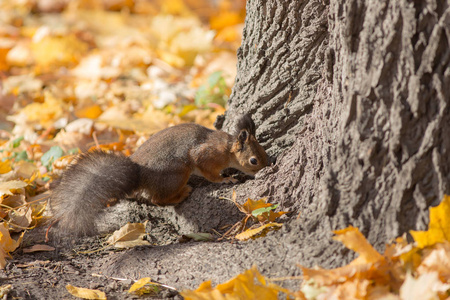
[{"xmin": 49, "ymin": 114, "xmax": 269, "ymax": 240}]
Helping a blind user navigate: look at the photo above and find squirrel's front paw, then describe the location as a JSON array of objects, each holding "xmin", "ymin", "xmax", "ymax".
[{"xmin": 221, "ymin": 177, "xmax": 239, "ymax": 184}]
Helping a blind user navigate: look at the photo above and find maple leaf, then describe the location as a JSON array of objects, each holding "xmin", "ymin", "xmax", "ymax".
[
  {"xmin": 410, "ymin": 194, "xmax": 450, "ymax": 248},
  {"xmin": 300, "ymin": 226, "xmax": 395, "ymax": 290},
  {"xmin": 333, "ymin": 226, "xmax": 384, "ymax": 263},
  {"xmin": 181, "ymin": 266, "xmax": 290, "ymax": 300}
]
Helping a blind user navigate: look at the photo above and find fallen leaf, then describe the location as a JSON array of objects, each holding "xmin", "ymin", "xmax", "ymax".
[
  {"xmin": 181, "ymin": 266, "xmax": 287, "ymax": 300},
  {"xmin": 75, "ymin": 105, "xmax": 103, "ymax": 119},
  {"xmin": 41, "ymin": 146, "xmax": 65, "ymax": 171},
  {"xmin": 106, "ymin": 221, "xmax": 150, "ymax": 248},
  {"xmin": 0, "ymin": 180, "xmax": 28, "ymax": 197},
  {"xmin": 31, "ymin": 35, "xmax": 88, "ymax": 70},
  {"xmin": 235, "ymin": 223, "xmax": 282, "ymax": 241},
  {"xmin": 21, "ymin": 92, "xmax": 64, "ymax": 128},
  {"xmin": 333, "ymin": 226, "xmax": 384, "ymax": 263},
  {"xmin": 22, "ymin": 244, "xmax": 55, "ymax": 253},
  {"xmin": 0, "ymin": 223, "xmax": 24, "ymax": 269},
  {"xmin": 399, "ymin": 272, "xmax": 450, "ymax": 300},
  {"xmin": 8, "ymin": 205, "xmax": 32, "ymax": 232},
  {"xmin": 417, "ymin": 242, "xmax": 450, "ymax": 282},
  {"xmin": 410, "ymin": 195, "xmax": 450, "ymax": 248},
  {"xmin": 66, "ymin": 284, "xmax": 106, "ymax": 300},
  {"xmin": 14, "ymin": 161, "xmax": 38, "ymax": 180},
  {"xmin": 0, "ymin": 160, "xmax": 11, "ymax": 175},
  {"xmin": 128, "ymin": 277, "xmax": 160, "ymax": 296}
]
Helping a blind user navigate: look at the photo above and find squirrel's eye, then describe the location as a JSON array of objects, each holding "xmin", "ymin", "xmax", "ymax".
[{"xmin": 249, "ymin": 157, "xmax": 258, "ymax": 165}]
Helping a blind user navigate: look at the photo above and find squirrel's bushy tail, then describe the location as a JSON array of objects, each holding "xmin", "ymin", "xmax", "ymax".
[{"xmin": 49, "ymin": 151, "xmax": 140, "ymax": 241}]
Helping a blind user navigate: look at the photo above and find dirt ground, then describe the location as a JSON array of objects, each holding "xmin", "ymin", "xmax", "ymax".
[{"xmin": 5, "ymin": 212, "xmax": 190, "ymax": 299}]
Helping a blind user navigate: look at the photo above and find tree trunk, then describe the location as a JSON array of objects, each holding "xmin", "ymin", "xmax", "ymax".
[
  {"xmin": 101, "ymin": 0, "xmax": 450, "ymax": 289},
  {"xmin": 224, "ymin": 0, "xmax": 450, "ymax": 247}
]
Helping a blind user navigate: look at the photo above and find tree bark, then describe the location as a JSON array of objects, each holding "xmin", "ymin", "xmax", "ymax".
[{"xmin": 224, "ymin": 0, "xmax": 450, "ymax": 248}]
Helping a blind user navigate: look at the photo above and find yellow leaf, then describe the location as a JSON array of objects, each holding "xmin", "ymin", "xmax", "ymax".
[
  {"xmin": 66, "ymin": 285, "xmax": 106, "ymax": 300},
  {"xmin": 234, "ymin": 197, "xmax": 270, "ymax": 215},
  {"xmin": 410, "ymin": 195, "xmax": 450, "ymax": 248},
  {"xmin": 235, "ymin": 223, "xmax": 282, "ymax": 241},
  {"xmin": 0, "ymin": 160, "xmax": 11, "ymax": 174},
  {"xmin": 22, "ymin": 92, "xmax": 64, "ymax": 128},
  {"xmin": 128, "ymin": 277, "xmax": 151, "ymax": 293},
  {"xmin": 333, "ymin": 226, "xmax": 384, "ymax": 263},
  {"xmin": 128, "ymin": 277, "xmax": 160, "ymax": 296},
  {"xmin": 210, "ymin": 12, "xmax": 243, "ymax": 31},
  {"xmin": 261, "ymin": 210, "xmax": 288, "ymax": 223},
  {"xmin": 106, "ymin": 222, "xmax": 150, "ymax": 248},
  {"xmin": 31, "ymin": 35, "xmax": 88, "ymax": 70},
  {"xmin": 75, "ymin": 105, "xmax": 103, "ymax": 119},
  {"xmin": 0, "ymin": 180, "xmax": 28, "ymax": 197},
  {"xmin": 181, "ymin": 266, "xmax": 280, "ymax": 300}
]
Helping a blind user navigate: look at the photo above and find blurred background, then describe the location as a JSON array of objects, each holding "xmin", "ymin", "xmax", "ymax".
[{"xmin": 0, "ymin": 0, "xmax": 246, "ymax": 149}]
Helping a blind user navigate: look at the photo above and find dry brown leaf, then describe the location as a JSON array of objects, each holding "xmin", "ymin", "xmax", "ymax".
[
  {"xmin": 23, "ymin": 244, "xmax": 56, "ymax": 253},
  {"xmin": 106, "ymin": 221, "xmax": 150, "ymax": 248},
  {"xmin": 8, "ymin": 206, "xmax": 32, "ymax": 232},
  {"xmin": 0, "ymin": 222, "xmax": 24, "ymax": 269},
  {"xmin": 0, "ymin": 180, "xmax": 28, "ymax": 197},
  {"xmin": 14, "ymin": 161, "xmax": 38, "ymax": 180}
]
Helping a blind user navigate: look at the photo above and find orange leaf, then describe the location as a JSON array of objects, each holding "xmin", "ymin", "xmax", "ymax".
[
  {"xmin": 333, "ymin": 226, "xmax": 384, "ymax": 263},
  {"xmin": 75, "ymin": 105, "xmax": 103, "ymax": 119}
]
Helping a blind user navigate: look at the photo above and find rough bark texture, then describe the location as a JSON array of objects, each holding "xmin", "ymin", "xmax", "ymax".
[{"xmin": 96, "ymin": 0, "xmax": 450, "ymax": 291}]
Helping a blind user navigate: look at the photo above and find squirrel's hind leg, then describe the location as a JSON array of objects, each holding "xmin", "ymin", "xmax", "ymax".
[{"xmin": 151, "ymin": 185, "xmax": 192, "ymax": 206}]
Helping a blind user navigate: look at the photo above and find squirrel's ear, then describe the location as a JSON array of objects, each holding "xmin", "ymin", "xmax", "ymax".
[
  {"xmin": 238, "ymin": 129, "xmax": 249, "ymax": 146},
  {"xmin": 235, "ymin": 114, "xmax": 256, "ymax": 136}
]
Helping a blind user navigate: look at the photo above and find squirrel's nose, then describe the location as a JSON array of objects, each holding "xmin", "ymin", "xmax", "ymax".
[{"xmin": 268, "ymin": 155, "xmax": 276, "ymax": 166}]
